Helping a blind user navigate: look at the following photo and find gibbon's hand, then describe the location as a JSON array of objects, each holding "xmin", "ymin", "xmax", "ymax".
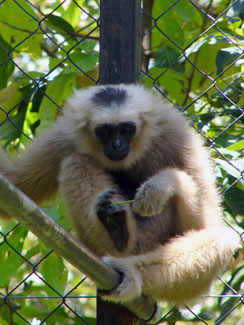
[
  {"xmin": 95, "ymin": 190, "xmax": 129, "ymax": 251},
  {"xmin": 133, "ymin": 180, "xmax": 171, "ymax": 217},
  {"xmin": 100, "ymin": 256, "xmax": 142, "ymax": 303}
]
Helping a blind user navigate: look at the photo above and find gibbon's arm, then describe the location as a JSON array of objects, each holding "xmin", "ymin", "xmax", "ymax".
[
  {"xmin": 0, "ymin": 146, "xmax": 13, "ymax": 172},
  {"xmin": 0, "ymin": 120, "xmax": 74, "ymax": 211},
  {"xmin": 133, "ymin": 168, "xmax": 203, "ymax": 231},
  {"xmin": 58, "ymin": 153, "xmax": 137, "ymax": 256},
  {"xmin": 102, "ymin": 226, "xmax": 240, "ymax": 304}
]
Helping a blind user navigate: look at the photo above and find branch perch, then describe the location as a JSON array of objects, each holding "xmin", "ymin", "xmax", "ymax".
[{"xmin": 0, "ymin": 173, "xmax": 162, "ymax": 324}]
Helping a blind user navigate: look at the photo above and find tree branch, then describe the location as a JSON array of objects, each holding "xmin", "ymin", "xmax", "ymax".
[
  {"xmin": 141, "ymin": 0, "xmax": 155, "ymax": 72},
  {"xmin": 0, "ymin": 173, "xmax": 162, "ymax": 324}
]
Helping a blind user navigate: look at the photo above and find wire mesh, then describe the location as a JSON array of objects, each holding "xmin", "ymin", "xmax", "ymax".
[{"xmin": 0, "ymin": 0, "xmax": 243, "ymax": 324}]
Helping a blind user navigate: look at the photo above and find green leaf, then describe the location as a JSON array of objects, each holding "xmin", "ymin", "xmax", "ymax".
[
  {"xmin": 0, "ymin": 35, "xmax": 15, "ymax": 90},
  {"xmin": 152, "ymin": 1, "xmax": 185, "ymax": 48},
  {"xmin": 216, "ymin": 158, "xmax": 244, "ymax": 181},
  {"xmin": 17, "ymin": 304, "xmax": 68, "ymax": 322},
  {"xmin": 0, "ymin": 105, "xmax": 28, "ymax": 143},
  {"xmin": 82, "ymin": 316, "xmax": 96, "ymax": 325},
  {"xmin": 68, "ymin": 51, "xmax": 99, "ymax": 73},
  {"xmin": 216, "ymin": 297, "xmax": 236, "ymax": 324},
  {"xmin": 0, "ymin": 0, "xmax": 42, "ymax": 55},
  {"xmin": 216, "ymin": 47, "xmax": 243, "ymax": 75},
  {"xmin": 0, "ymin": 82, "xmax": 23, "ymax": 120},
  {"xmin": 40, "ymin": 253, "xmax": 68, "ymax": 295},
  {"xmin": 38, "ymin": 73, "xmax": 78, "ymax": 131},
  {"xmin": 149, "ymin": 67, "xmax": 185, "ymax": 104},
  {"xmin": 174, "ymin": 0, "xmax": 203, "ymax": 24},
  {"xmin": 0, "ymin": 226, "xmax": 28, "ymax": 286},
  {"xmin": 224, "ymin": 187, "xmax": 244, "ymax": 215},
  {"xmin": 180, "ymin": 37, "xmax": 209, "ymax": 62},
  {"xmin": 214, "ymin": 133, "xmax": 243, "ymax": 149},
  {"xmin": 0, "ymin": 79, "xmax": 33, "ymax": 142},
  {"xmin": 227, "ymin": 1, "xmax": 244, "ymax": 20},
  {"xmin": 154, "ymin": 46, "xmax": 181, "ymax": 69},
  {"xmin": 227, "ymin": 140, "xmax": 244, "ymax": 151},
  {"xmin": 58, "ymin": 0, "xmax": 85, "ymax": 28},
  {"xmin": 44, "ymin": 201, "xmax": 70, "ymax": 230},
  {"xmin": 46, "ymin": 14, "xmax": 75, "ymax": 35},
  {"xmin": 79, "ymin": 41, "xmax": 97, "ymax": 53},
  {"xmin": 0, "ymin": 305, "xmax": 12, "ymax": 324},
  {"xmin": 31, "ymin": 85, "xmax": 47, "ymax": 113}
]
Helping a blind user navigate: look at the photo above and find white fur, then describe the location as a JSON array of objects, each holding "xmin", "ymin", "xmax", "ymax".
[
  {"xmin": 1, "ymin": 84, "xmax": 240, "ymax": 306},
  {"xmin": 102, "ymin": 227, "xmax": 240, "ymax": 304}
]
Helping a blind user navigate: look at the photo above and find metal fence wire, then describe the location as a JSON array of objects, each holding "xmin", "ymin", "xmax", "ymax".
[{"xmin": 0, "ymin": 0, "xmax": 243, "ymax": 324}]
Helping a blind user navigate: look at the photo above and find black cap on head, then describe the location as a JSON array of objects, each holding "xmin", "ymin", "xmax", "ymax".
[{"xmin": 92, "ymin": 87, "xmax": 127, "ymax": 106}]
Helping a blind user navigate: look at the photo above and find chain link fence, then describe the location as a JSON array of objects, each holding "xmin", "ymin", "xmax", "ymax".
[{"xmin": 0, "ymin": 0, "xmax": 243, "ymax": 324}]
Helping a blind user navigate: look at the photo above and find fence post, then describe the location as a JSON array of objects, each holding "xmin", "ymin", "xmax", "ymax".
[
  {"xmin": 98, "ymin": 0, "xmax": 141, "ymax": 323},
  {"xmin": 99, "ymin": 0, "xmax": 141, "ymax": 84}
]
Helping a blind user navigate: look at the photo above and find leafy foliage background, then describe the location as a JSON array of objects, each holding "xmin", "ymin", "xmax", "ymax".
[{"xmin": 0, "ymin": 0, "xmax": 243, "ymax": 324}]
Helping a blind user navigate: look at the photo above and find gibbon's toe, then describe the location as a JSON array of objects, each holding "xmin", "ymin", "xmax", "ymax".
[{"xmin": 101, "ymin": 256, "xmax": 142, "ymax": 303}]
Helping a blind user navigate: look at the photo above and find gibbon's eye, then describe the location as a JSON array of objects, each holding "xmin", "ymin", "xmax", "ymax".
[
  {"xmin": 119, "ymin": 122, "xmax": 136, "ymax": 138},
  {"xmin": 95, "ymin": 124, "xmax": 114, "ymax": 142}
]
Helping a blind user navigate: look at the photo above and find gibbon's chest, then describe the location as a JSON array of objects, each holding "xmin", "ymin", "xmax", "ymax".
[{"xmin": 109, "ymin": 170, "xmax": 141, "ymax": 200}]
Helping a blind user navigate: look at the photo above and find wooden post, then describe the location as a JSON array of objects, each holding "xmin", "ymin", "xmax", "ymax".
[
  {"xmin": 98, "ymin": 0, "xmax": 141, "ymax": 323},
  {"xmin": 99, "ymin": 0, "xmax": 141, "ymax": 84},
  {"xmin": 97, "ymin": 297, "xmax": 140, "ymax": 325}
]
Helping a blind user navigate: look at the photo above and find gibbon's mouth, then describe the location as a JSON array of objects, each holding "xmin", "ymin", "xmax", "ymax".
[
  {"xmin": 105, "ymin": 151, "xmax": 129, "ymax": 161},
  {"xmin": 103, "ymin": 141, "xmax": 131, "ymax": 161}
]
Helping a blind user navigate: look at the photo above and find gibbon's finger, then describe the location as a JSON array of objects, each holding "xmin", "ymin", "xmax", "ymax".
[
  {"xmin": 95, "ymin": 191, "xmax": 119, "ymax": 218},
  {"xmin": 95, "ymin": 189, "xmax": 116, "ymax": 207}
]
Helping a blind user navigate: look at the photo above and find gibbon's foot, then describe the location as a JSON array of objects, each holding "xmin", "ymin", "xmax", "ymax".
[
  {"xmin": 95, "ymin": 190, "xmax": 129, "ymax": 252},
  {"xmin": 100, "ymin": 256, "xmax": 142, "ymax": 303},
  {"xmin": 133, "ymin": 181, "xmax": 168, "ymax": 217}
]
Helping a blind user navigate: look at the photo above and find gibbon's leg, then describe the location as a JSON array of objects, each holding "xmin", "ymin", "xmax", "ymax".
[
  {"xmin": 58, "ymin": 154, "xmax": 137, "ymax": 256},
  {"xmin": 101, "ymin": 226, "xmax": 240, "ymax": 304},
  {"xmin": 0, "ymin": 122, "xmax": 73, "ymax": 208},
  {"xmin": 133, "ymin": 168, "xmax": 203, "ymax": 231}
]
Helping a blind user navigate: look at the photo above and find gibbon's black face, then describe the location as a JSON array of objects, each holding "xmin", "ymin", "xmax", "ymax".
[{"xmin": 95, "ymin": 122, "xmax": 136, "ymax": 161}]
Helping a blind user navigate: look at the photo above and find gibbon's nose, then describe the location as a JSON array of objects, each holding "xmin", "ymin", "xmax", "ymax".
[{"xmin": 112, "ymin": 139, "xmax": 123, "ymax": 151}]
